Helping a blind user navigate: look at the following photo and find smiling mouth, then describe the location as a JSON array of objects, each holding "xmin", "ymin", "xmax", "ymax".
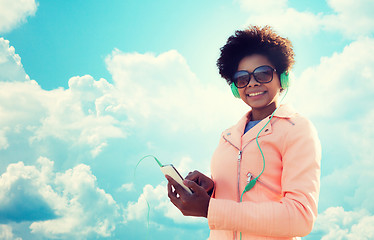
[{"xmin": 247, "ymin": 91, "xmax": 266, "ymax": 97}]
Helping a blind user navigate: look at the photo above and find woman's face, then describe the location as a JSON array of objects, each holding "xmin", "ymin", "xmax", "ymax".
[{"xmin": 236, "ymin": 54, "xmax": 282, "ymax": 119}]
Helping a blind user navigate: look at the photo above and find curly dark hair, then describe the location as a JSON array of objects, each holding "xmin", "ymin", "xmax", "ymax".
[{"xmin": 217, "ymin": 25, "xmax": 295, "ymax": 85}]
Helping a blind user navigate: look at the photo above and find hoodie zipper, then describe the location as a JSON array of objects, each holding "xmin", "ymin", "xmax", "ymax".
[
  {"xmin": 221, "ymin": 118, "xmax": 290, "ymax": 239},
  {"xmin": 222, "ymin": 135, "xmax": 256, "ymax": 240},
  {"xmin": 237, "ymin": 150, "xmax": 242, "ymax": 203},
  {"xmin": 223, "ymin": 135, "xmax": 255, "ymax": 201}
]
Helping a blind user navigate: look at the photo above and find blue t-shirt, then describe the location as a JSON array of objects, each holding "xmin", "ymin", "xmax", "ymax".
[{"xmin": 244, "ymin": 120, "xmax": 262, "ymax": 134}]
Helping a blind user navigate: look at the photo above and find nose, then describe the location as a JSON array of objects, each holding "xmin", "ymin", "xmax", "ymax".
[{"xmin": 246, "ymin": 74, "xmax": 259, "ymax": 87}]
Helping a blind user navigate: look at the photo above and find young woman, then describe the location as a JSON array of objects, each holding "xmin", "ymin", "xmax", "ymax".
[{"xmin": 166, "ymin": 25, "xmax": 321, "ymax": 240}]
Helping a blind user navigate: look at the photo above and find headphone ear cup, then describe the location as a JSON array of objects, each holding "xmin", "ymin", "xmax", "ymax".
[
  {"xmin": 230, "ymin": 83, "xmax": 241, "ymax": 98},
  {"xmin": 280, "ymin": 72, "xmax": 290, "ymax": 89}
]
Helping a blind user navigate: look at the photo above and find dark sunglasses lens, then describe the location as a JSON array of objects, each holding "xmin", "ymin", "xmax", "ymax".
[
  {"xmin": 254, "ymin": 66, "xmax": 274, "ymax": 83},
  {"xmin": 233, "ymin": 71, "xmax": 249, "ymax": 88}
]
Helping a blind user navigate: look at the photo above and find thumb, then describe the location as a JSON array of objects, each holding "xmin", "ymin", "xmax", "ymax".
[{"xmin": 183, "ymin": 179, "xmax": 204, "ymax": 194}]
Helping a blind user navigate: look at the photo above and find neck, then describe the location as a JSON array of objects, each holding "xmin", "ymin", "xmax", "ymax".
[{"xmin": 250, "ymin": 102, "xmax": 279, "ymax": 121}]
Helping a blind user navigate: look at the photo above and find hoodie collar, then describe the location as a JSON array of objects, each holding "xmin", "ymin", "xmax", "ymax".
[
  {"xmin": 237, "ymin": 104, "xmax": 296, "ymax": 129},
  {"xmin": 222, "ymin": 104, "xmax": 297, "ymax": 148},
  {"xmin": 271, "ymin": 104, "xmax": 296, "ymax": 119}
]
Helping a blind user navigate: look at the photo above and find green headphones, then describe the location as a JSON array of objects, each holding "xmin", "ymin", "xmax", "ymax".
[{"xmin": 230, "ymin": 72, "xmax": 290, "ymax": 98}]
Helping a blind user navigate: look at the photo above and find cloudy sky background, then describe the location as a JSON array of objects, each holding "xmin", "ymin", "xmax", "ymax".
[{"xmin": 0, "ymin": 0, "xmax": 373, "ymax": 239}]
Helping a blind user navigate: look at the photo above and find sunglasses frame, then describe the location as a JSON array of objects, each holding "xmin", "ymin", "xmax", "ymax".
[{"xmin": 233, "ymin": 65, "xmax": 277, "ymax": 88}]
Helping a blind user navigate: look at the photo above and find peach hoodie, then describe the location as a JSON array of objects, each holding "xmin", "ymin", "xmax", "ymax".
[{"xmin": 207, "ymin": 104, "xmax": 321, "ymax": 240}]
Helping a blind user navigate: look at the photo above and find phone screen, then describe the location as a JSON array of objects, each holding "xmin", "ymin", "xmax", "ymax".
[{"xmin": 161, "ymin": 164, "xmax": 193, "ymax": 194}]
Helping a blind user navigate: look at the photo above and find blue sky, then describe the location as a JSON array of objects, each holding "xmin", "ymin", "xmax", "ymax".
[{"xmin": 0, "ymin": 0, "xmax": 374, "ymax": 239}]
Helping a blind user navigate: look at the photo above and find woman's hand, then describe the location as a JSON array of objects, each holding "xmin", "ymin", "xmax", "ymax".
[
  {"xmin": 185, "ymin": 171, "xmax": 214, "ymax": 196},
  {"xmin": 166, "ymin": 176, "xmax": 211, "ymax": 218}
]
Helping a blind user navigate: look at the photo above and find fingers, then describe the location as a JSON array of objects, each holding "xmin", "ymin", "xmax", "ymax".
[
  {"xmin": 167, "ymin": 180, "xmax": 177, "ymax": 199},
  {"xmin": 166, "ymin": 175, "xmax": 211, "ymax": 218},
  {"xmin": 167, "ymin": 177, "xmax": 184, "ymax": 210},
  {"xmin": 185, "ymin": 171, "xmax": 214, "ymax": 194},
  {"xmin": 183, "ymin": 179, "xmax": 205, "ymax": 195},
  {"xmin": 185, "ymin": 170, "xmax": 201, "ymax": 181},
  {"xmin": 166, "ymin": 175, "xmax": 189, "ymax": 199}
]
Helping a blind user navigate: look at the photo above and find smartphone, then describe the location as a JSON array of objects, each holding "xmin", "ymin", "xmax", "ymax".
[{"xmin": 161, "ymin": 164, "xmax": 193, "ymax": 194}]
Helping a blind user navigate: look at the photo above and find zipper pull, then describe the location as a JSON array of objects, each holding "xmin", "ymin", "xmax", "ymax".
[
  {"xmin": 238, "ymin": 150, "xmax": 242, "ymax": 161},
  {"xmin": 247, "ymin": 172, "xmax": 252, "ymax": 183}
]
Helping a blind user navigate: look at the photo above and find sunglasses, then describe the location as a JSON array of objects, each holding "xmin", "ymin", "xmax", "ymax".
[{"xmin": 233, "ymin": 65, "xmax": 276, "ymax": 88}]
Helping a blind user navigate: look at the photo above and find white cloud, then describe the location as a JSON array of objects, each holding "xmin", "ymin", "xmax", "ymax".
[
  {"xmin": 245, "ymin": 8, "xmax": 322, "ymax": 38},
  {"xmin": 124, "ymin": 155, "xmax": 211, "ymax": 226},
  {"xmin": 323, "ymin": 0, "xmax": 374, "ymax": 37},
  {"xmin": 105, "ymin": 49, "xmax": 246, "ymax": 133},
  {"xmin": 238, "ymin": 0, "xmax": 322, "ymax": 38},
  {"xmin": 0, "ymin": 80, "xmax": 47, "ymax": 137},
  {"xmin": 0, "ymin": 38, "xmax": 30, "ymax": 82},
  {"xmin": 118, "ymin": 183, "xmax": 135, "ymax": 192},
  {"xmin": 124, "ymin": 184, "xmax": 164, "ymax": 223},
  {"xmin": 238, "ymin": 0, "xmax": 287, "ymax": 13},
  {"xmin": 284, "ymin": 37, "xmax": 374, "ymax": 215},
  {"xmin": 175, "ymin": 156, "xmax": 211, "ymax": 180},
  {"xmin": 0, "ymin": 128, "xmax": 9, "ymax": 150},
  {"xmin": 292, "ymin": 37, "xmax": 374, "ymax": 237},
  {"xmin": 318, "ymin": 110, "xmax": 374, "ymax": 214},
  {"xmin": 0, "ymin": 225, "xmax": 22, "ymax": 240},
  {"xmin": 30, "ymin": 163, "xmax": 121, "ymax": 239},
  {"xmin": 1, "ymin": 40, "xmax": 244, "ymax": 158},
  {"xmin": 0, "ymin": 158, "xmax": 121, "ymax": 239},
  {"xmin": 32, "ymin": 75, "xmax": 127, "ymax": 157},
  {"xmin": 0, "ymin": 0, "xmax": 37, "ymax": 33},
  {"xmin": 0, "ymin": 159, "xmax": 57, "ymax": 223},
  {"xmin": 320, "ymin": 156, "xmax": 374, "ymax": 214},
  {"xmin": 0, "ymin": 76, "xmax": 127, "ymax": 157},
  {"xmin": 0, "ymin": 40, "xmax": 128, "ymax": 156},
  {"xmin": 124, "ymin": 184, "xmax": 205, "ymax": 225},
  {"xmin": 287, "ymin": 37, "xmax": 374, "ymax": 119},
  {"xmin": 238, "ymin": 0, "xmax": 374, "ymax": 39},
  {"xmin": 175, "ymin": 157, "xmax": 195, "ymax": 178},
  {"xmin": 314, "ymin": 207, "xmax": 374, "ymax": 240}
]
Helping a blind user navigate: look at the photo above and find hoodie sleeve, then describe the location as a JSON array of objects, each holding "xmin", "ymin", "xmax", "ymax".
[{"xmin": 207, "ymin": 117, "xmax": 321, "ymax": 237}]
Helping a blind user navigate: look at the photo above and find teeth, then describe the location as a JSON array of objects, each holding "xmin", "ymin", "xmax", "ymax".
[{"xmin": 248, "ymin": 92, "xmax": 265, "ymax": 97}]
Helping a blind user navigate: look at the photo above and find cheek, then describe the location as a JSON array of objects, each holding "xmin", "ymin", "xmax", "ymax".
[
  {"xmin": 267, "ymin": 81, "xmax": 282, "ymax": 94},
  {"xmin": 274, "ymin": 78, "xmax": 282, "ymax": 89},
  {"xmin": 238, "ymin": 88, "xmax": 247, "ymax": 99}
]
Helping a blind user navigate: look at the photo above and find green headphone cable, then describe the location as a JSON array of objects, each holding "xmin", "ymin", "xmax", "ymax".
[
  {"xmin": 133, "ymin": 89, "xmax": 289, "ymax": 240},
  {"xmin": 239, "ymin": 88, "xmax": 289, "ymax": 239},
  {"xmin": 134, "ymin": 155, "xmax": 164, "ymax": 240}
]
